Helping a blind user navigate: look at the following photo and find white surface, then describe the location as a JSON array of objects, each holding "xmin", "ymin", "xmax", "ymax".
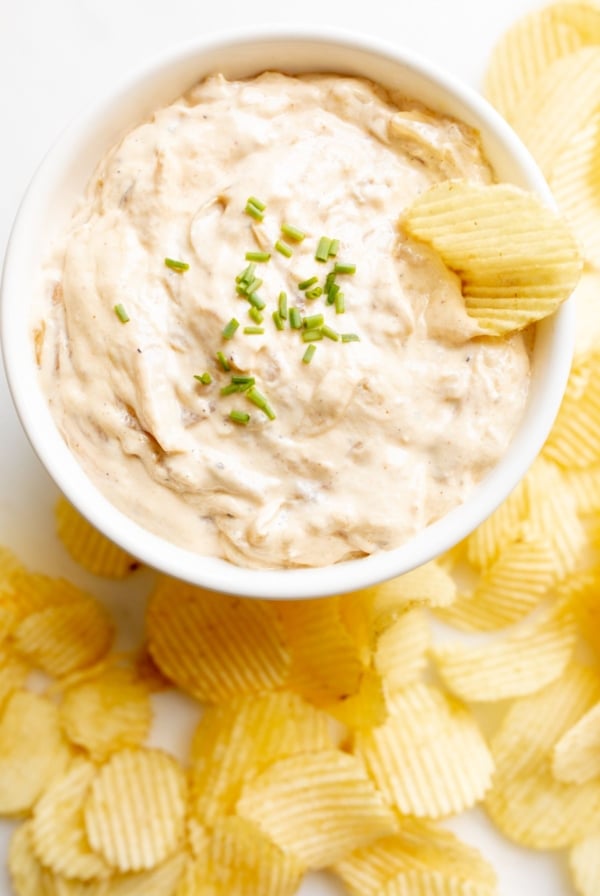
[{"xmin": 0, "ymin": 1, "xmax": 577, "ymax": 895}]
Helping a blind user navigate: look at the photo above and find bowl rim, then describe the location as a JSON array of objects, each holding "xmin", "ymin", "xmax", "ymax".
[{"xmin": 0, "ymin": 25, "xmax": 575, "ymax": 599}]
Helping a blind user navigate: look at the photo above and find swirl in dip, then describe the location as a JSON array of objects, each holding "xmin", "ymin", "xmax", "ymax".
[{"xmin": 35, "ymin": 72, "xmax": 532, "ymax": 569}]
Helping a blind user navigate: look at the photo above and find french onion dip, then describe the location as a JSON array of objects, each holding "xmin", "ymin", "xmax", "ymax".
[{"xmin": 36, "ymin": 72, "xmax": 532, "ymax": 569}]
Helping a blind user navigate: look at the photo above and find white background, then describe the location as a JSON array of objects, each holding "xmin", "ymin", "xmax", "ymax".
[{"xmin": 0, "ymin": 1, "xmax": 578, "ymax": 894}]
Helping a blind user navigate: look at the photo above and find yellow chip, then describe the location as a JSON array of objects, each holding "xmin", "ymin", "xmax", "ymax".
[
  {"xmin": 374, "ymin": 608, "xmax": 430, "ymax": 693},
  {"xmin": 570, "ymin": 270, "xmax": 600, "ymax": 362},
  {"xmin": 14, "ymin": 595, "xmax": 115, "ymax": 678},
  {"xmin": 334, "ymin": 818, "xmax": 497, "ymax": 896},
  {"xmin": 550, "ymin": 115, "xmax": 600, "ymax": 266},
  {"xmin": 559, "ymin": 569, "xmax": 600, "ymax": 657},
  {"xmin": 174, "ymin": 855, "xmax": 218, "ymax": 896},
  {"xmin": 435, "ymin": 535, "xmax": 555, "ymax": 631},
  {"xmin": 380, "ymin": 870, "xmax": 496, "ymax": 895},
  {"xmin": 210, "ymin": 816, "xmax": 305, "ymax": 896},
  {"xmin": 465, "ymin": 477, "xmax": 528, "ymax": 570},
  {"xmin": 401, "ymin": 181, "xmax": 581, "ymax": 335},
  {"xmin": 564, "ymin": 465, "xmax": 600, "ymax": 517},
  {"xmin": 106, "ymin": 852, "xmax": 185, "ymax": 896},
  {"xmin": 83, "ymin": 747, "xmax": 187, "ymax": 872},
  {"xmin": 324, "ymin": 669, "xmax": 388, "ymax": 730},
  {"xmin": 55, "ymin": 496, "xmax": 139, "ymax": 579},
  {"xmin": 544, "ymin": 352, "xmax": 600, "ymax": 470},
  {"xmin": 147, "ymin": 578, "xmax": 290, "ymax": 702},
  {"xmin": 60, "ymin": 667, "xmax": 152, "ymax": 761},
  {"xmin": 363, "ymin": 562, "xmax": 457, "ymax": 639},
  {"xmin": 9, "ymin": 572, "xmax": 86, "ymax": 618},
  {"xmin": 570, "ymin": 833, "xmax": 600, "ymax": 896},
  {"xmin": 8, "ymin": 822, "xmax": 48, "ymax": 896},
  {"xmin": 278, "ymin": 597, "xmax": 364, "ymax": 705},
  {"xmin": 0, "ymin": 646, "xmax": 29, "ymax": 711},
  {"xmin": 434, "ymin": 605, "xmax": 577, "ymax": 702},
  {"xmin": 0, "ymin": 689, "xmax": 71, "ymax": 814},
  {"xmin": 486, "ymin": 664, "xmax": 600, "ymax": 847},
  {"xmin": 510, "ymin": 46, "xmax": 600, "ymax": 176},
  {"xmin": 484, "ymin": 2, "xmax": 600, "ymax": 121},
  {"xmin": 189, "ymin": 691, "xmax": 334, "ymax": 824},
  {"xmin": 553, "ymin": 700, "xmax": 600, "ymax": 784},
  {"xmin": 236, "ymin": 749, "xmax": 396, "ymax": 868},
  {"xmin": 353, "ymin": 684, "xmax": 494, "ymax": 818},
  {"xmin": 32, "ymin": 758, "xmax": 111, "ymax": 880},
  {"xmin": 525, "ymin": 474, "xmax": 587, "ymax": 585},
  {"xmin": 131, "ymin": 644, "xmax": 172, "ymax": 692}
]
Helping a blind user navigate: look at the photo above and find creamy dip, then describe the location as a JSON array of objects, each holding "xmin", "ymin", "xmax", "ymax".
[{"xmin": 36, "ymin": 72, "xmax": 531, "ymax": 569}]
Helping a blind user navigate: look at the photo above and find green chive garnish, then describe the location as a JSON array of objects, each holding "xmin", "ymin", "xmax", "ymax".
[
  {"xmin": 334, "ymin": 262, "xmax": 356, "ymax": 275},
  {"xmin": 245, "ymin": 251, "xmax": 271, "ymax": 262},
  {"xmin": 305, "ymin": 286, "xmax": 323, "ymax": 300},
  {"xmin": 315, "ymin": 236, "xmax": 331, "ymax": 263},
  {"xmin": 335, "ymin": 291, "xmax": 346, "ymax": 314},
  {"xmin": 244, "ymin": 203, "xmax": 264, "ymax": 221},
  {"xmin": 322, "ymin": 325, "xmax": 340, "ymax": 342},
  {"xmin": 342, "ymin": 333, "xmax": 360, "ymax": 342},
  {"xmin": 302, "ymin": 329, "xmax": 323, "ymax": 342},
  {"xmin": 249, "ymin": 307, "xmax": 263, "ymax": 324},
  {"xmin": 329, "ymin": 239, "xmax": 340, "ymax": 257},
  {"xmin": 303, "ymin": 313, "xmax": 324, "ymax": 329},
  {"xmin": 194, "ymin": 372, "xmax": 212, "ymax": 385},
  {"xmin": 298, "ymin": 276, "xmax": 318, "ymax": 291},
  {"xmin": 281, "ymin": 224, "xmax": 306, "ymax": 242},
  {"xmin": 221, "ymin": 383, "xmax": 242, "ymax": 396},
  {"xmin": 243, "ymin": 326, "xmax": 264, "ymax": 335},
  {"xmin": 247, "ymin": 387, "xmax": 276, "ymax": 420},
  {"xmin": 289, "ymin": 308, "xmax": 302, "ymax": 329},
  {"xmin": 248, "ymin": 196, "xmax": 266, "ymax": 211},
  {"xmin": 302, "ymin": 344, "xmax": 317, "ymax": 364},
  {"xmin": 230, "ymin": 410, "xmax": 250, "ymax": 425},
  {"xmin": 222, "ymin": 318, "xmax": 240, "ymax": 340},
  {"xmin": 324, "ymin": 272, "xmax": 337, "ymax": 295},
  {"xmin": 232, "ymin": 375, "xmax": 255, "ymax": 387},
  {"xmin": 164, "ymin": 257, "xmax": 189, "ymax": 273},
  {"xmin": 236, "ymin": 262, "xmax": 256, "ymax": 284},
  {"xmin": 114, "ymin": 304, "xmax": 130, "ymax": 323},
  {"xmin": 247, "ymin": 293, "xmax": 266, "ymax": 310},
  {"xmin": 272, "ymin": 310, "xmax": 285, "ymax": 331},
  {"xmin": 275, "ymin": 240, "xmax": 293, "ymax": 258},
  {"xmin": 245, "ymin": 277, "xmax": 263, "ymax": 294},
  {"xmin": 278, "ymin": 291, "xmax": 288, "ymax": 320},
  {"xmin": 216, "ymin": 351, "xmax": 230, "ymax": 372}
]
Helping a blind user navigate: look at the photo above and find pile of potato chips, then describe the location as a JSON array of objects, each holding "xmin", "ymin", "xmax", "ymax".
[{"xmin": 2, "ymin": 1, "xmax": 600, "ymax": 893}]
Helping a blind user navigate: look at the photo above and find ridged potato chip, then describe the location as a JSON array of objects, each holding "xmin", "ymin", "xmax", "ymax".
[
  {"xmin": 189, "ymin": 691, "xmax": 334, "ymax": 824},
  {"xmin": 55, "ymin": 497, "xmax": 139, "ymax": 579},
  {"xmin": 560, "ymin": 568, "xmax": 600, "ymax": 657},
  {"xmin": 236, "ymin": 749, "xmax": 396, "ymax": 868},
  {"xmin": 401, "ymin": 181, "xmax": 581, "ymax": 335},
  {"xmin": 570, "ymin": 833, "xmax": 600, "ymax": 896},
  {"xmin": 353, "ymin": 684, "xmax": 494, "ymax": 818},
  {"xmin": 324, "ymin": 669, "xmax": 388, "ymax": 730},
  {"xmin": 210, "ymin": 816, "xmax": 305, "ymax": 896},
  {"xmin": 484, "ymin": 1, "xmax": 600, "ymax": 121},
  {"xmin": 0, "ymin": 646, "xmax": 29, "ymax": 710},
  {"xmin": 369, "ymin": 562, "xmax": 457, "ymax": 629},
  {"xmin": 14, "ymin": 595, "xmax": 114, "ymax": 678},
  {"xmin": 565, "ymin": 465, "xmax": 600, "ymax": 517},
  {"xmin": 8, "ymin": 822, "xmax": 48, "ymax": 896},
  {"xmin": 465, "ymin": 478, "xmax": 528, "ymax": 570},
  {"xmin": 147, "ymin": 578, "xmax": 289, "ymax": 702},
  {"xmin": 374, "ymin": 608, "xmax": 430, "ymax": 693},
  {"xmin": 553, "ymin": 701, "xmax": 600, "ymax": 784},
  {"xmin": 8, "ymin": 572, "xmax": 83, "ymax": 619},
  {"xmin": 42, "ymin": 876, "xmax": 108, "ymax": 896},
  {"xmin": 571, "ymin": 270, "xmax": 600, "ymax": 361},
  {"xmin": 32, "ymin": 758, "xmax": 111, "ymax": 880},
  {"xmin": 0, "ymin": 690, "xmax": 70, "ymax": 814},
  {"xmin": 106, "ymin": 852, "xmax": 185, "ymax": 896},
  {"xmin": 380, "ymin": 869, "xmax": 496, "ymax": 895},
  {"xmin": 60, "ymin": 667, "xmax": 152, "ymax": 761},
  {"xmin": 544, "ymin": 353, "xmax": 600, "ymax": 470},
  {"xmin": 83, "ymin": 748, "xmax": 187, "ymax": 872},
  {"xmin": 433, "ymin": 605, "xmax": 577, "ymax": 702},
  {"xmin": 174, "ymin": 855, "xmax": 218, "ymax": 896}
]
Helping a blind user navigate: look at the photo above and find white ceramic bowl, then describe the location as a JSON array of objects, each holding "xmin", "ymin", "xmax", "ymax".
[{"xmin": 1, "ymin": 28, "xmax": 574, "ymax": 599}]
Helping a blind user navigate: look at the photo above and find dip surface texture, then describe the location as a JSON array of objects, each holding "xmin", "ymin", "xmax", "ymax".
[{"xmin": 37, "ymin": 73, "xmax": 531, "ymax": 569}]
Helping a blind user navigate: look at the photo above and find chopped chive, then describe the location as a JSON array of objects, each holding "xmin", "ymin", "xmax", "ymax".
[
  {"xmin": 230, "ymin": 409, "xmax": 251, "ymax": 425},
  {"xmin": 245, "ymin": 277, "xmax": 263, "ymax": 294},
  {"xmin": 305, "ymin": 286, "xmax": 323, "ymax": 300},
  {"xmin": 237, "ymin": 262, "xmax": 256, "ymax": 284},
  {"xmin": 216, "ymin": 351, "xmax": 230, "ymax": 372},
  {"xmin": 247, "ymin": 196, "xmax": 266, "ymax": 212},
  {"xmin": 302, "ymin": 328, "xmax": 323, "ymax": 342},
  {"xmin": 281, "ymin": 224, "xmax": 306, "ymax": 242},
  {"xmin": 236, "ymin": 283, "xmax": 250, "ymax": 296},
  {"xmin": 341, "ymin": 333, "xmax": 360, "ymax": 343},
  {"xmin": 243, "ymin": 326, "xmax": 264, "ymax": 335},
  {"xmin": 114, "ymin": 303, "xmax": 130, "ymax": 323},
  {"xmin": 272, "ymin": 310, "xmax": 285, "ymax": 331},
  {"xmin": 232, "ymin": 375, "xmax": 256, "ymax": 387},
  {"xmin": 221, "ymin": 382, "xmax": 242, "ymax": 396},
  {"xmin": 245, "ymin": 251, "xmax": 271, "ymax": 262},
  {"xmin": 244, "ymin": 203, "xmax": 264, "ymax": 221},
  {"xmin": 275, "ymin": 240, "xmax": 293, "ymax": 258},
  {"xmin": 164, "ymin": 257, "xmax": 189, "ymax": 272},
  {"xmin": 322, "ymin": 325, "xmax": 340, "ymax": 342},
  {"xmin": 335, "ymin": 291, "xmax": 346, "ymax": 314},
  {"xmin": 247, "ymin": 292, "xmax": 266, "ymax": 310},
  {"xmin": 303, "ymin": 313, "xmax": 324, "ymax": 329},
  {"xmin": 327, "ymin": 282, "xmax": 340, "ymax": 303},
  {"xmin": 248, "ymin": 306, "xmax": 263, "ymax": 324},
  {"xmin": 222, "ymin": 318, "xmax": 240, "ymax": 340},
  {"xmin": 278, "ymin": 291, "xmax": 288, "ymax": 320},
  {"xmin": 298, "ymin": 276, "xmax": 318, "ymax": 291},
  {"xmin": 194, "ymin": 372, "xmax": 213, "ymax": 385},
  {"xmin": 334, "ymin": 262, "xmax": 356, "ymax": 275},
  {"xmin": 302, "ymin": 344, "xmax": 317, "ymax": 364},
  {"xmin": 324, "ymin": 272, "xmax": 337, "ymax": 295},
  {"xmin": 289, "ymin": 307, "xmax": 302, "ymax": 329},
  {"xmin": 247, "ymin": 387, "xmax": 276, "ymax": 420},
  {"xmin": 315, "ymin": 236, "xmax": 332, "ymax": 262},
  {"xmin": 329, "ymin": 238, "xmax": 340, "ymax": 257}
]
